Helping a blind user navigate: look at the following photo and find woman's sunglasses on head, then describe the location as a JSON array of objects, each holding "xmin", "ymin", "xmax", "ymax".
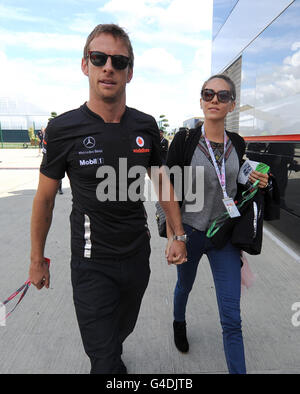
[
  {"xmin": 201, "ymin": 88, "xmax": 234, "ymax": 103},
  {"xmin": 87, "ymin": 51, "xmax": 130, "ymax": 70}
]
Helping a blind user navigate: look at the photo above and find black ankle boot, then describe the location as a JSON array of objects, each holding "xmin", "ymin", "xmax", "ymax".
[{"xmin": 173, "ymin": 320, "xmax": 189, "ymax": 353}]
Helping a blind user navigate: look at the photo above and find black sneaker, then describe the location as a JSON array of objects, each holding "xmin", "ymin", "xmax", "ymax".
[{"xmin": 173, "ymin": 320, "xmax": 189, "ymax": 353}]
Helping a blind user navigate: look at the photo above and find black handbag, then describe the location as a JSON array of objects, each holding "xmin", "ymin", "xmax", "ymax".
[
  {"xmin": 207, "ymin": 174, "xmax": 280, "ymax": 254},
  {"xmin": 262, "ymin": 174, "xmax": 280, "ymax": 221},
  {"xmin": 207, "ymin": 186, "xmax": 264, "ymax": 254},
  {"xmin": 154, "ymin": 128, "xmax": 191, "ymax": 239},
  {"xmin": 155, "ymin": 201, "xmax": 167, "ymax": 238},
  {"xmin": 231, "ymin": 190, "xmax": 264, "ymax": 255}
]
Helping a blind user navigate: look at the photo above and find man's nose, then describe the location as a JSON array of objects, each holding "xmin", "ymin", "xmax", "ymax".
[{"xmin": 103, "ymin": 56, "xmax": 114, "ymax": 72}]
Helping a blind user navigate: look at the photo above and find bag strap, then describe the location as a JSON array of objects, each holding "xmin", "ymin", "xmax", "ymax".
[
  {"xmin": 184, "ymin": 128, "xmax": 190, "ymax": 142},
  {"xmin": 182, "ymin": 126, "xmax": 202, "ymax": 167}
]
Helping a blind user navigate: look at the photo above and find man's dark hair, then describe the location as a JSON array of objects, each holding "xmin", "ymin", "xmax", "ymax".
[
  {"xmin": 202, "ymin": 74, "xmax": 236, "ymax": 101},
  {"xmin": 83, "ymin": 24, "xmax": 134, "ymax": 69}
]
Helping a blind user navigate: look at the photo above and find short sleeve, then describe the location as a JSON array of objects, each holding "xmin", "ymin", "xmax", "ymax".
[
  {"xmin": 166, "ymin": 129, "xmax": 185, "ymax": 168},
  {"xmin": 40, "ymin": 122, "xmax": 72, "ymax": 180},
  {"xmin": 149, "ymin": 121, "xmax": 162, "ymax": 167}
]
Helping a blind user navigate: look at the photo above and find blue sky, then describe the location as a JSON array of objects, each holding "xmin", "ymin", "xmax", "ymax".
[{"xmin": 0, "ymin": 0, "xmax": 213, "ymax": 129}]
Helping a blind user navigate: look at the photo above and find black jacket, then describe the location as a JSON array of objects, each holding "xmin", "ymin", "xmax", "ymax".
[
  {"xmin": 160, "ymin": 137, "xmax": 169, "ymax": 163},
  {"xmin": 165, "ymin": 126, "xmax": 280, "ymax": 254},
  {"xmin": 166, "ymin": 126, "xmax": 246, "ymax": 206}
]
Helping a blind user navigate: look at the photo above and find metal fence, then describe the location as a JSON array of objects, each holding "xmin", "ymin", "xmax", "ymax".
[{"xmin": 0, "ymin": 125, "xmax": 38, "ymax": 149}]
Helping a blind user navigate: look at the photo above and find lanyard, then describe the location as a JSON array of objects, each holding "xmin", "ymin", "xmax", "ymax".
[
  {"xmin": 0, "ymin": 258, "xmax": 50, "ymax": 323},
  {"xmin": 202, "ymin": 125, "xmax": 228, "ymax": 199}
]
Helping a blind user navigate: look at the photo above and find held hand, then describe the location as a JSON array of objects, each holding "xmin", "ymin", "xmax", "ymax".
[
  {"xmin": 249, "ymin": 170, "xmax": 269, "ymax": 189},
  {"xmin": 166, "ymin": 240, "xmax": 187, "ymax": 266},
  {"xmin": 165, "ymin": 238, "xmax": 173, "ymax": 259},
  {"xmin": 29, "ymin": 258, "xmax": 50, "ymax": 290}
]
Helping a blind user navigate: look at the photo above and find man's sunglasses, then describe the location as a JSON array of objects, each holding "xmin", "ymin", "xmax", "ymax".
[
  {"xmin": 87, "ymin": 51, "xmax": 130, "ymax": 70},
  {"xmin": 201, "ymin": 88, "xmax": 234, "ymax": 103}
]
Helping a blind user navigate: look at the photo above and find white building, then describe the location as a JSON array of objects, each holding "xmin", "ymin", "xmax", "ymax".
[{"xmin": 0, "ymin": 97, "xmax": 49, "ymax": 130}]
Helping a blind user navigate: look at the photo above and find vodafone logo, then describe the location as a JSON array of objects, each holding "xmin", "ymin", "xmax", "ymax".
[{"xmin": 136, "ymin": 136, "xmax": 144, "ymax": 147}]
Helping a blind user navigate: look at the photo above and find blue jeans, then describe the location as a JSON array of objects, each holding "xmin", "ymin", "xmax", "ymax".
[{"xmin": 174, "ymin": 224, "xmax": 246, "ymax": 374}]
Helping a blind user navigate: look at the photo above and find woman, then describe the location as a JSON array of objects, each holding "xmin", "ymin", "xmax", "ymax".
[{"xmin": 166, "ymin": 74, "xmax": 268, "ymax": 374}]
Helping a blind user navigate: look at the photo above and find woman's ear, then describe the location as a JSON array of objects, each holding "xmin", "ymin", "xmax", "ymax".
[{"xmin": 229, "ymin": 101, "xmax": 236, "ymax": 112}]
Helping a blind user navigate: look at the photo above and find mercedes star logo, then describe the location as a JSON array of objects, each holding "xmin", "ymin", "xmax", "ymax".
[{"xmin": 83, "ymin": 136, "xmax": 96, "ymax": 149}]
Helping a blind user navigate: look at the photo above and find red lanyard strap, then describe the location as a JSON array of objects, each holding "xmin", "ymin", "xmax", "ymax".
[{"xmin": 1, "ymin": 258, "xmax": 50, "ymax": 322}]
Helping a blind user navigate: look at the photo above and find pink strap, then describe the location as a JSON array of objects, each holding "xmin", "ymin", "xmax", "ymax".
[{"xmin": 1, "ymin": 258, "xmax": 50, "ymax": 322}]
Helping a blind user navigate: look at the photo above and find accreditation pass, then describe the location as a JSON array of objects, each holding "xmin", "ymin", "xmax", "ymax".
[{"xmin": 222, "ymin": 197, "xmax": 241, "ymax": 218}]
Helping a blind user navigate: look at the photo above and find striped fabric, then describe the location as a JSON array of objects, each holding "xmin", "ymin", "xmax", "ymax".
[{"xmin": 197, "ymin": 135, "xmax": 233, "ymax": 170}]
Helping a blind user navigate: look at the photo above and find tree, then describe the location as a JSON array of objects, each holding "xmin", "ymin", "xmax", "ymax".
[
  {"xmin": 158, "ymin": 114, "xmax": 169, "ymax": 131},
  {"xmin": 28, "ymin": 126, "xmax": 38, "ymax": 146},
  {"xmin": 48, "ymin": 111, "xmax": 57, "ymax": 121}
]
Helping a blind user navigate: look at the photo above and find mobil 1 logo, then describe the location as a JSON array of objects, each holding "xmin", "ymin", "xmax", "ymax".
[{"xmin": 79, "ymin": 157, "xmax": 104, "ymax": 166}]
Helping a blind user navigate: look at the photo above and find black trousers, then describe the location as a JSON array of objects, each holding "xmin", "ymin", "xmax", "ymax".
[{"xmin": 71, "ymin": 244, "xmax": 151, "ymax": 374}]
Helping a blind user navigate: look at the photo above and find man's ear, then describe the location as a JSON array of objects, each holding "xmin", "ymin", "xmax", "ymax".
[
  {"xmin": 200, "ymin": 98, "xmax": 203, "ymax": 110},
  {"xmin": 81, "ymin": 57, "xmax": 88, "ymax": 76},
  {"xmin": 127, "ymin": 67, "xmax": 133, "ymax": 83}
]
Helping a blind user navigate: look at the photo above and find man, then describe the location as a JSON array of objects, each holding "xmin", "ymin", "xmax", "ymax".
[
  {"xmin": 159, "ymin": 129, "xmax": 169, "ymax": 164},
  {"xmin": 37, "ymin": 126, "xmax": 45, "ymax": 155},
  {"xmin": 28, "ymin": 24, "xmax": 187, "ymax": 374}
]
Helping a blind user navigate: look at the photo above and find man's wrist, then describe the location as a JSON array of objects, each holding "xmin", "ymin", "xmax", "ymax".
[
  {"xmin": 172, "ymin": 226, "xmax": 185, "ymax": 236},
  {"xmin": 30, "ymin": 252, "xmax": 45, "ymax": 265}
]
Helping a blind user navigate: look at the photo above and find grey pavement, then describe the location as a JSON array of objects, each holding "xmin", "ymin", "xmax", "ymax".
[{"xmin": 1, "ymin": 149, "xmax": 300, "ymax": 374}]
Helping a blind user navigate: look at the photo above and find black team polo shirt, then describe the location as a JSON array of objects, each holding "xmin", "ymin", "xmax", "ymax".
[{"xmin": 40, "ymin": 103, "xmax": 162, "ymax": 260}]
